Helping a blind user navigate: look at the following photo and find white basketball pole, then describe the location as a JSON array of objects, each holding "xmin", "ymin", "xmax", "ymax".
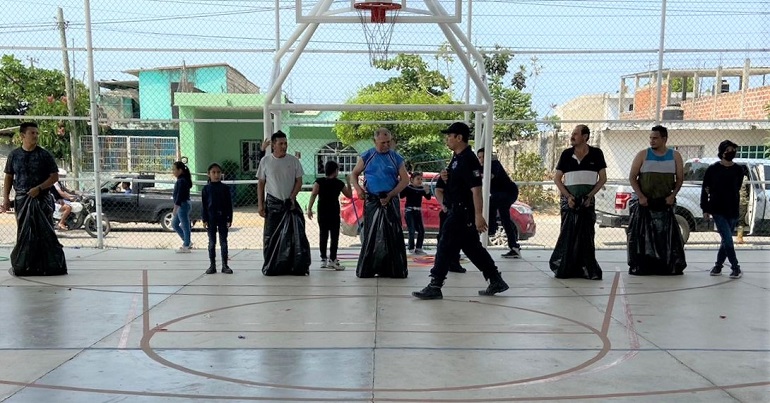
[{"xmin": 84, "ymin": 0, "xmax": 104, "ymax": 248}]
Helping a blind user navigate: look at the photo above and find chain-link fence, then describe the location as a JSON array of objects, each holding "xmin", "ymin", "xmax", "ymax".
[{"xmin": 1, "ymin": 0, "xmax": 768, "ymax": 250}]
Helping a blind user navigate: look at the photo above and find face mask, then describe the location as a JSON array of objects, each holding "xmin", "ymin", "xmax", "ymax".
[{"xmin": 723, "ymin": 151, "xmax": 736, "ymax": 161}]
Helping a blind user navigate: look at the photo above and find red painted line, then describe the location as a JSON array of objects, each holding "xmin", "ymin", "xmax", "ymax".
[
  {"xmin": 117, "ymin": 294, "xmax": 140, "ymax": 349},
  {"xmin": 142, "ymin": 270, "xmax": 149, "ymax": 336},
  {"xmin": 601, "ymin": 272, "xmax": 621, "ymax": 336}
]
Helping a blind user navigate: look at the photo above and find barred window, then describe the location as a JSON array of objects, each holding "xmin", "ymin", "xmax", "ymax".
[
  {"xmin": 737, "ymin": 145, "xmax": 768, "ymax": 159},
  {"xmin": 241, "ymin": 140, "xmax": 262, "ymax": 173},
  {"xmin": 316, "ymin": 142, "xmax": 358, "ymax": 175}
]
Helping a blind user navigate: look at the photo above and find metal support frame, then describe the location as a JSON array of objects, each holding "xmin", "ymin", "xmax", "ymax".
[
  {"xmin": 84, "ymin": 0, "xmax": 104, "ymax": 248},
  {"xmin": 264, "ymin": 0, "xmax": 497, "ymax": 247}
]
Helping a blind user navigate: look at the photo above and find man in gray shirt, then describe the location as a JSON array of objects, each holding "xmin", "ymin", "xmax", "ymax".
[{"xmin": 256, "ymin": 130, "xmax": 310, "ymax": 275}]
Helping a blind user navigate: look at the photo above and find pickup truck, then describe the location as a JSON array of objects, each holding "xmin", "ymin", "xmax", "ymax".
[
  {"xmin": 596, "ymin": 158, "xmax": 770, "ymax": 243},
  {"xmin": 98, "ymin": 174, "xmax": 204, "ymax": 232}
]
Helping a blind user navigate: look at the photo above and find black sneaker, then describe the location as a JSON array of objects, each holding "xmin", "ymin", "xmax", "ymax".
[
  {"xmin": 221, "ymin": 265, "xmax": 233, "ymax": 274},
  {"xmin": 478, "ymin": 274, "xmax": 509, "ymax": 296},
  {"xmin": 205, "ymin": 265, "xmax": 217, "ymax": 274},
  {"xmin": 448, "ymin": 265, "xmax": 467, "ymax": 273},
  {"xmin": 709, "ymin": 265, "xmax": 723, "ymax": 276},
  {"xmin": 502, "ymin": 247, "xmax": 521, "ymax": 259},
  {"xmin": 729, "ymin": 267, "xmax": 742, "ymax": 279},
  {"xmin": 412, "ymin": 285, "xmax": 443, "ymax": 300}
]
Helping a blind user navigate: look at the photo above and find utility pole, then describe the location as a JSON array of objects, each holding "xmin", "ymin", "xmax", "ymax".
[{"xmin": 58, "ymin": 7, "xmax": 80, "ymax": 188}]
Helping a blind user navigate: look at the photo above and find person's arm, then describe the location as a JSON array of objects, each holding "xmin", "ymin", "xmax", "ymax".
[
  {"xmin": 583, "ymin": 168, "xmax": 607, "ymax": 207},
  {"xmin": 341, "ymin": 178, "xmax": 353, "ymax": 199},
  {"xmin": 628, "ymin": 150, "xmax": 647, "ymax": 205},
  {"xmin": 28, "ymin": 172, "xmax": 59, "ymax": 199},
  {"xmin": 471, "ymin": 186, "xmax": 488, "ymax": 233},
  {"xmin": 667, "ymin": 150, "xmax": 684, "ymax": 205},
  {"xmin": 434, "ymin": 187, "xmax": 446, "ymax": 212},
  {"xmin": 224, "ymin": 185, "xmax": 233, "ymax": 226},
  {"xmin": 385, "ymin": 163, "xmax": 410, "ymax": 202},
  {"xmin": 307, "ymin": 183, "xmax": 320, "ymax": 219},
  {"xmin": 700, "ymin": 166, "xmax": 711, "ymax": 220},
  {"xmin": 57, "ymin": 183, "xmax": 77, "ymax": 201},
  {"xmin": 256, "ymin": 157, "xmax": 267, "ymax": 217},
  {"xmin": 350, "ymin": 157, "xmax": 366, "ymax": 200},
  {"xmin": 201, "ymin": 186, "xmax": 210, "ymax": 226},
  {"xmin": 2, "ymin": 173, "xmax": 13, "ymax": 211}
]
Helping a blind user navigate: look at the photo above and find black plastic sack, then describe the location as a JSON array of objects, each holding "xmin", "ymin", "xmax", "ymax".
[
  {"xmin": 627, "ymin": 198, "xmax": 687, "ymax": 275},
  {"xmin": 262, "ymin": 195, "xmax": 311, "ymax": 276},
  {"xmin": 356, "ymin": 196, "xmax": 408, "ymax": 278},
  {"xmin": 549, "ymin": 196, "xmax": 602, "ymax": 280},
  {"xmin": 11, "ymin": 195, "xmax": 67, "ymax": 276}
]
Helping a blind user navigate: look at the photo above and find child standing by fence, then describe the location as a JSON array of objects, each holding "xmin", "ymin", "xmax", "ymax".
[
  {"xmin": 400, "ymin": 172, "xmax": 431, "ymax": 255},
  {"xmin": 202, "ymin": 163, "xmax": 233, "ymax": 274},
  {"xmin": 307, "ymin": 161, "xmax": 352, "ymax": 270},
  {"xmin": 172, "ymin": 161, "xmax": 193, "ymax": 253}
]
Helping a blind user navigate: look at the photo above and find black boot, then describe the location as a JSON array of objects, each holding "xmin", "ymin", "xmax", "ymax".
[
  {"xmin": 205, "ymin": 263, "xmax": 217, "ymax": 274},
  {"xmin": 221, "ymin": 264, "xmax": 233, "ymax": 274},
  {"xmin": 412, "ymin": 277, "xmax": 444, "ymax": 300},
  {"xmin": 478, "ymin": 272, "xmax": 509, "ymax": 296},
  {"xmin": 448, "ymin": 265, "xmax": 467, "ymax": 273}
]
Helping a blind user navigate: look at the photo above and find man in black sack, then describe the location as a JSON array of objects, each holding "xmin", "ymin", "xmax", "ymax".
[
  {"xmin": 413, "ymin": 122, "xmax": 509, "ymax": 300},
  {"xmin": 627, "ymin": 125, "xmax": 686, "ymax": 276},
  {"xmin": 257, "ymin": 131, "xmax": 311, "ymax": 276},
  {"xmin": 2, "ymin": 122, "xmax": 67, "ymax": 276},
  {"xmin": 550, "ymin": 124, "xmax": 606, "ymax": 280},
  {"xmin": 350, "ymin": 128, "xmax": 410, "ymax": 278}
]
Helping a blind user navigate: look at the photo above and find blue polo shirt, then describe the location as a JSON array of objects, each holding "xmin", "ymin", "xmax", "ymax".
[{"xmin": 361, "ymin": 148, "xmax": 404, "ymax": 194}]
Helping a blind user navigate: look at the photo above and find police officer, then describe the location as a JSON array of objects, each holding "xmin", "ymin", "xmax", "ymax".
[{"xmin": 412, "ymin": 122, "xmax": 509, "ymax": 300}]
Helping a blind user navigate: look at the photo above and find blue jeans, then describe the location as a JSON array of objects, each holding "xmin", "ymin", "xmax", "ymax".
[
  {"xmin": 405, "ymin": 209, "xmax": 425, "ymax": 250},
  {"xmin": 712, "ymin": 214, "xmax": 739, "ymax": 267},
  {"xmin": 172, "ymin": 201, "xmax": 192, "ymax": 247}
]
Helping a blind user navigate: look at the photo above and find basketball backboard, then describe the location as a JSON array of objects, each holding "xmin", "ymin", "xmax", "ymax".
[{"xmin": 296, "ymin": 0, "xmax": 462, "ymax": 24}]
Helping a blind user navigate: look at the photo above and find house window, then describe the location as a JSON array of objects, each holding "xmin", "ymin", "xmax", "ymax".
[
  {"xmin": 737, "ymin": 145, "xmax": 768, "ymax": 159},
  {"xmin": 672, "ymin": 145, "xmax": 703, "ymax": 161},
  {"xmin": 241, "ymin": 140, "xmax": 264, "ymax": 173},
  {"xmin": 316, "ymin": 142, "xmax": 358, "ymax": 175}
]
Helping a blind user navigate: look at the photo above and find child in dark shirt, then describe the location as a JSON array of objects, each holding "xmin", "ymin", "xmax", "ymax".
[
  {"xmin": 202, "ymin": 163, "xmax": 234, "ymax": 274},
  {"xmin": 400, "ymin": 172, "xmax": 431, "ymax": 255},
  {"xmin": 307, "ymin": 161, "xmax": 352, "ymax": 270}
]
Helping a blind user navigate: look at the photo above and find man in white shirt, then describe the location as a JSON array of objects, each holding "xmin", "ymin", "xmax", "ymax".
[{"xmin": 256, "ymin": 130, "xmax": 310, "ymax": 275}]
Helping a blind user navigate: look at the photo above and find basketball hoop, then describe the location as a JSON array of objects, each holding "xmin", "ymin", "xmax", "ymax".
[{"xmin": 354, "ymin": 1, "xmax": 401, "ymax": 66}]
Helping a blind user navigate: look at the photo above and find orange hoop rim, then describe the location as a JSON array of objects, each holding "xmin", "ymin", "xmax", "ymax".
[{"xmin": 354, "ymin": 1, "xmax": 402, "ymax": 23}]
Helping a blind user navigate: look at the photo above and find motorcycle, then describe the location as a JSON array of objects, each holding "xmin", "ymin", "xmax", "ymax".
[{"xmin": 53, "ymin": 195, "xmax": 111, "ymax": 238}]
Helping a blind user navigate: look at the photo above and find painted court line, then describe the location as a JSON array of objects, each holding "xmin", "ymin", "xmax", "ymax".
[{"xmin": 117, "ymin": 294, "xmax": 140, "ymax": 349}]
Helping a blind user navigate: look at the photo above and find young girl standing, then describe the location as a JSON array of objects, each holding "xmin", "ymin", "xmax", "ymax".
[
  {"xmin": 400, "ymin": 172, "xmax": 431, "ymax": 255},
  {"xmin": 307, "ymin": 161, "xmax": 352, "ymax": 270},
  {"xmin": 202, "ymin": 163, "xmax": 233, "ymax": 274},
  {"xmin": 172, "ymin": 161, "xmax": 193, "ymax": 253}
]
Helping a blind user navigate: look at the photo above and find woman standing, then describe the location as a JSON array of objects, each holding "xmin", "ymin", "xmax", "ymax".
[{"xmin": 172, "ymin": 161, "xmax": 193, "ymax": 253}]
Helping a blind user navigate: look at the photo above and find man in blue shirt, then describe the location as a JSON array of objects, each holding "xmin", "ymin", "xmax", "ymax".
[{"xmin": 350, "ymin": 128, "xmax": 410, "ymax": 277}]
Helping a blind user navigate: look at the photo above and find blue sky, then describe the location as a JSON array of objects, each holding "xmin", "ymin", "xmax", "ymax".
[{"xmin": 1, "ymin": 0, "xmax": 768, "ymax": 118}]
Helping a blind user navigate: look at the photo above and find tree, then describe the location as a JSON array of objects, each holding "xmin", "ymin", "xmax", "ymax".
[
  {"xmin": 0, "ymin": 54, "xmax": 90, "ymax": 161},
  {"xmin": 670, "ymin": 77, "xmax": 695, "ymax": 93},
  {"xmin": 481, "ymin": 46, "xmax": 538, "ymax": 145},
  {"xmin": 333, "ymin": 54, "xmax": 461, "ymax": 171}
]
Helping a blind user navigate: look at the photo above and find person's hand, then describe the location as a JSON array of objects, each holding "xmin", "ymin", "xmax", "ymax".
[
  {"xmin": 307, "ymin": 209, "xmax": 314, "ymax": 220},
  {"xmin": 258, "ymin": 203, "xmax": 265, "ymax": 218},
  {"xmin": 28, "ymin": 186, "xmax": 40, "ymax": 198},
  {"xmin": 289, "ymin": 198, "xmax": 297, "ymax": 210},
  {"xmin": 357, "ymin": 190, "xmax": 366, "ymax": 200},
  {"xmin": 203, "ymin": 221, "xmax": 208, "ymax": 229},
  {"xmin": 440, "ymin": 169, "xmax": 448, "ymax": 182},
  {"xmin": 441, "ymin": 205, "xmax": 448, "ymax": 213},
  {"xmin": 173, "ymin": 206, "xmax": 178, "ymax": 215},
  {"xmin": 0, "ymin": 198, "xmax": 9, "ymax": 213},
  {"xmin": 582, "ymin": 196, "xmax": 592, "ymax": 207},
  {"xmin": 567, "ymin": 195, "xmax": 575, "ymax": 209},
  {"xmin": 261, "ymin": 139, "xmax": 271, "ymax": 151},
  {"xmin": 475, "ymin": 213, "xmax": 488, "ymax": 233},
  {"xmin": 702, "ymin": 212, "xmax": 710, "ymax": 221},
  {"xmin": 665, "ymin": 194, "xmax": 676, "ymax": 206},
  {"xmin": 380, "ymin": 195, "xmax": 391, "ymax": 206},
  {"xmin": 638, "ymin": 195, "xmax": 648, "ymax": 207},
  {"xmin": 227, "ymin": 222, "xmax": 232, "ymax": 228}
]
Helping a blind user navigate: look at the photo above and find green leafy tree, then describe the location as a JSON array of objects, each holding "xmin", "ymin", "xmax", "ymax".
[
  {"xmin": 513, "ymin": 151, "xmax": 557, "ymax": 210},
  {"xmin": 481, "ymin": 46, "xmax": 538, "ymax": 144},
  {"xmin": 0, "ymin": 54, "xmax": 90, "ymax": 161},
  {"xmin": 670, "ymin": 77, "xmax": 694, "ymax": 93},
  {"xmin": 333, "ymin": 54, "xmax": 461, "ymax": 171}
]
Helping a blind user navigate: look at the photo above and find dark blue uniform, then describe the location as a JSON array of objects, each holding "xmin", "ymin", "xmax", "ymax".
[{"xmin": 429, "ymin": 146, "xmax": 499, "ymax": 282}]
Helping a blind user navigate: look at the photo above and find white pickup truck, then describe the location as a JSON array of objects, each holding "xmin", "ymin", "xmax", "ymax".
[{"xmin": 595, "ymin": 158, "xmax": 770, "ymax": 243}]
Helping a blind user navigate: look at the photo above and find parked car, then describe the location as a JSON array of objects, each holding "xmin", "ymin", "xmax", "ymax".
[
  {"xmin": 340, "ymin": 172, "xmax": 537, "ymax": 245},
  {"xmin": 595, "ymin": 157, "xmax": 769, "ymax": 243},
  {"xmin": 98, "ymin": 174, "xmax": 204, "ymax": 232}
]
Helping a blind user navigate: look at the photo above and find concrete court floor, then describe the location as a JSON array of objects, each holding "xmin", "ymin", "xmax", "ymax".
[{"xmin": 0, "ymin": 247, "xmax": 768, "ymax": 403}]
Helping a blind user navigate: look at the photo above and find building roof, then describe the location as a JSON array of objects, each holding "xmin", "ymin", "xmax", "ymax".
[
  {"xmin": 124, "ymin": 63, "xmax": 246, "ymax": 77},
  {"xmin": 622, "ymin": 66, "xmax": 770, "ymax": 79},
  {"xmin": 98, "ymin": 80, "xmax": 139, "ymax": 90},
  {"xmin": 604, "ymin": 121, "xmax": 770, "ymax": 131}
]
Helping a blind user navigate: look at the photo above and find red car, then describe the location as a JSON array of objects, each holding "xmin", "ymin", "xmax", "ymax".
[{"xmin": 340, "ymin": 172, "xmax": 537, "ymax": 245}]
